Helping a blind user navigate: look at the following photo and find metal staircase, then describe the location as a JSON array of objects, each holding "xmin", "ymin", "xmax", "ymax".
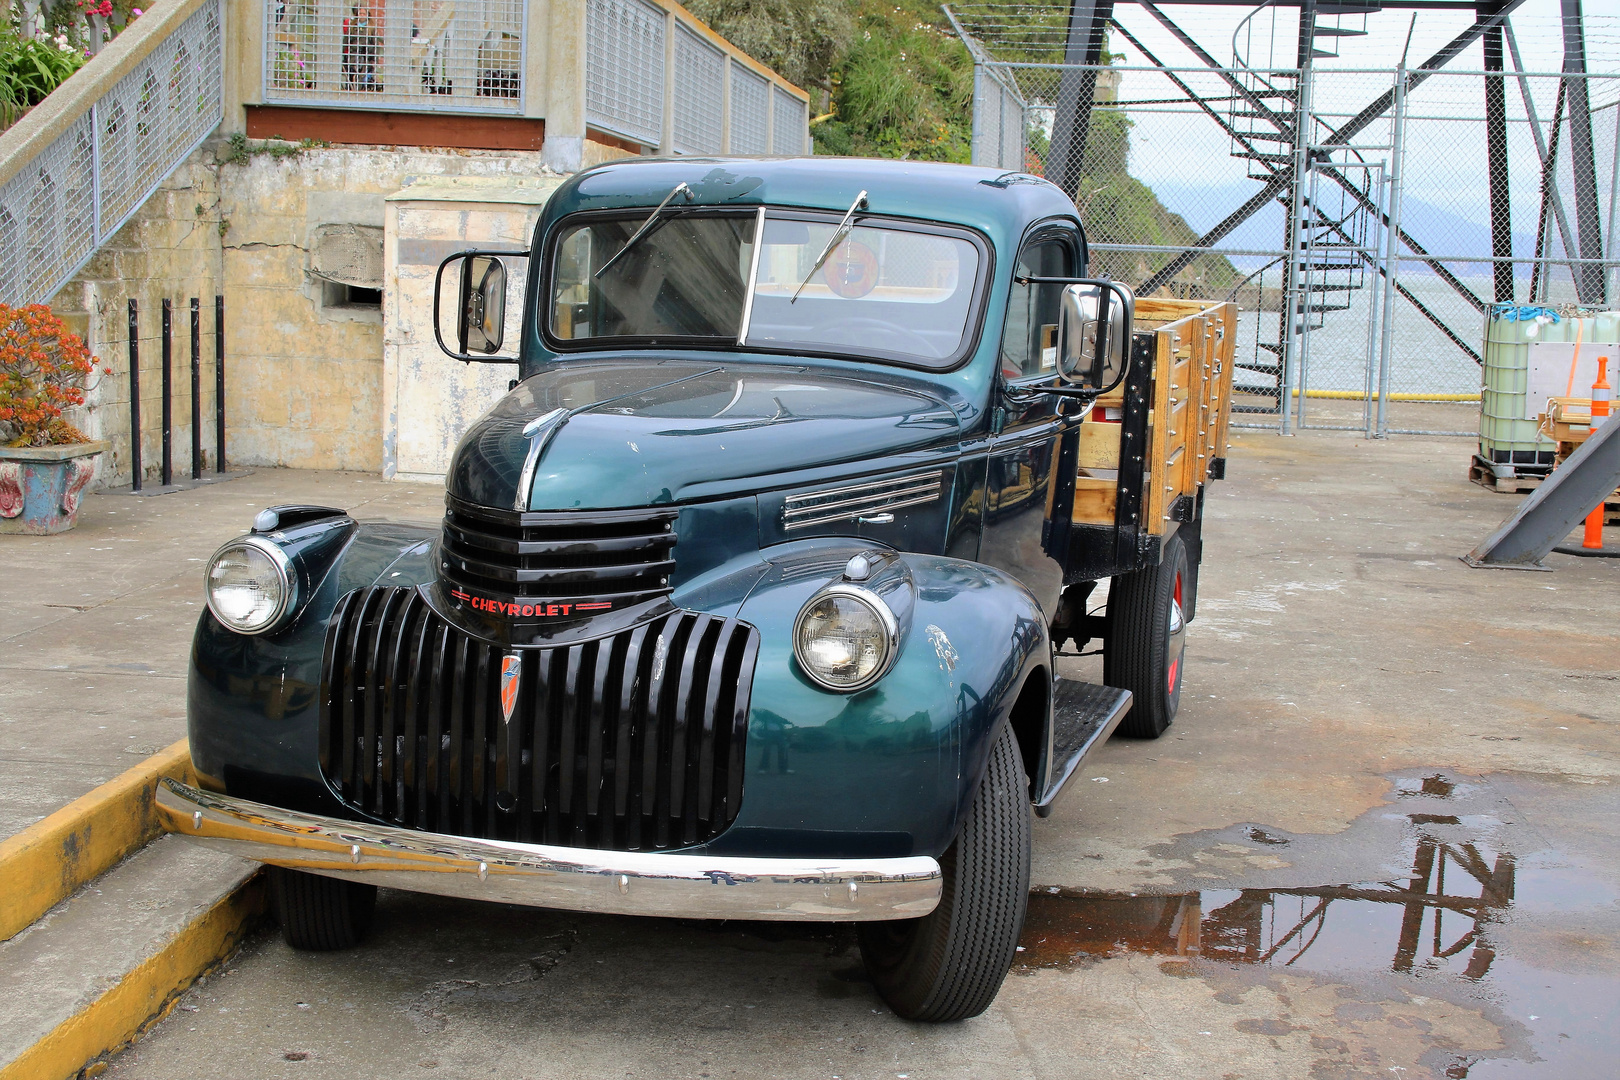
[{"xmin": 1225, "ymin": 1, "xmax": 1385, "ymax": 409}]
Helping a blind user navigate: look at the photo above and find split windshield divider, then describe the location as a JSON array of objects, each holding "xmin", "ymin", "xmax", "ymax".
[{"xmin": 737, "ymin": 206, "xmax": 768, "ymax": 345}]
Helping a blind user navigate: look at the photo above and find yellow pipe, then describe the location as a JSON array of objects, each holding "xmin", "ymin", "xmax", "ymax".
[{"xmin": 1278, "ymin": 390, "xmax": 1482, "ymax": 402}]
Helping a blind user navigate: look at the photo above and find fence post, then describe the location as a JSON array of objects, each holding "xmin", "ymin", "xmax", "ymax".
[
  {"xmin": 160, "ymin": 298, "xmax": 173, "ymax": 486},
  {"xmin": 215, "ymin": 295, "xmax": 226, "ymax": 474},
  {"xmin": 127, "ymin": 300, "xmax": 141, "ymax": 493},
  {"xmin": 1279, "ymin": 60, "xmax": 1313, "ymax": 437},
  {"xmin": 1376, "ymin": 65, "xmax": 1409, "ymax": 439},
  {"xmin": 190, "ymin": 298, "xmax": 202, "ymax": 480}
]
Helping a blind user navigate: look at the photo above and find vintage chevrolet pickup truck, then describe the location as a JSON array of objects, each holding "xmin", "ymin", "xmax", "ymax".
[{"xmin": 159, "ymin": 157, "xmax": 1235, "ymax": 1021}]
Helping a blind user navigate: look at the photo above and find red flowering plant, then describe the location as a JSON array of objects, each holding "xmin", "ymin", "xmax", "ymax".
[{"xmin": 0, "ymin": 304, "xmax": 109, "ymax": 447}]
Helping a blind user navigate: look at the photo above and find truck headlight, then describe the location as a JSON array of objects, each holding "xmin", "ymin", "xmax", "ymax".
[
  {"xmin": 793, "ymin": 584, "xmax": 898, "ymax": 692},
  {"xmin": 205, "ymin": 536, "xmax": 296, "ymax": 634}
]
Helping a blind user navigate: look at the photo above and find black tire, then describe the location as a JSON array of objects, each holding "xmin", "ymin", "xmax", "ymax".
[
  {"xmin": 857, "ymin": 722, "xmax": 1030, "ymax": 1022},
  {"xmin": 269, "ymin": 866, "xmax": 377, "ymax": 951},
  {"xmin": 1104, "ymin": 530, "xmax": 1189, "ymax": 739}
]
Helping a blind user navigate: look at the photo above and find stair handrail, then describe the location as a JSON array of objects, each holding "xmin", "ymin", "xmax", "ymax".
[{"xmin": 0, "ymin": 0, "xmax": 223, "ymax": 307}]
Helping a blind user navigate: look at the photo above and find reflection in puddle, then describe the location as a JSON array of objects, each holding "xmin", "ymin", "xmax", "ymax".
[
  {"xmin": 1022, "ymin": 820, "xmax": 1513, "ymax": 977},
  {"xmin": 1022, "ymin": 773, "xmax": 1620, "ymax": 1078}
]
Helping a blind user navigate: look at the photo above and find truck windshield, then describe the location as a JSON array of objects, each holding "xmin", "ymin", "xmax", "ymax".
[
  {"xmin": 742, "ymin": 216, "xmax": 981, "ymax": 366},
  {"xmin": 550, "ymin": 212, "xmax": 756, "ymax": 342},
  {"xmin": 547, "ymin": 209, "xmax": 983, "ymax": 368}
]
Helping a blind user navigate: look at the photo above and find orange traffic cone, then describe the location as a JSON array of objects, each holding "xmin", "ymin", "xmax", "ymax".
[{"xmin": 1584, "ymin": 357, "xmax": 1610, "ymax": 550}]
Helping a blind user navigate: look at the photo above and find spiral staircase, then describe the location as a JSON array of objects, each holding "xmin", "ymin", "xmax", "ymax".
[{"xmin": 1224, "ymin": 1, "xmax": 1386, "ymax": 407}]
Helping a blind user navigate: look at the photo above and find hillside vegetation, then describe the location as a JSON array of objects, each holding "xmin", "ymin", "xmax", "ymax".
[{"xmin": 684, "ymin": 0, "xmax": 1235, "ymax": 293}]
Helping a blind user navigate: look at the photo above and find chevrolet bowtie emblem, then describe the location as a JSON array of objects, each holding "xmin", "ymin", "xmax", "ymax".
[{"xmin": 499, "ymin": 653, "xmax": 521, "ymax": 724}]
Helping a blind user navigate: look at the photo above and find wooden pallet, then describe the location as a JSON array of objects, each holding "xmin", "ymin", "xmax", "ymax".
[{"xmin": 1468, "ymin": 456, "xmax": 1544, "ymax": 494}]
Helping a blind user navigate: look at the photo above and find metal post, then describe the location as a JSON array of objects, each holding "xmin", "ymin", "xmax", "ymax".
[
  {"xmin": 1377, "ymin": 66, "xmax": 1409, "ymax": 438},
  {"xmin": 1363, "ymin": 161, "xmax": 1386, "ymax": 439},
  {"xmin": 1560, "ymin": 0, "xmax": 1606, "ymax": 305},
  {"xmin": 127, "ymin": 299, "xmax": 141, "ymax": 493},
  {"xmin": 1296, "ymin": 161, "xmax": 1321, "ymax": 431},
  {"xmin": 1606, "ymin": 103, "xmax": 1620, "ymax": 305},
  {"xmin": 1279, "ymin": 57, "xmax": 1313, "ymax": 437},
  {"xmin": 1482, "ymin": 14, "xmax": 1513, "ymax": 303},
  {"xmin": 215, "ymin": 295, "xmax": 226, "ymax": 474},
  {"xmin": 190, "ymin": 298, "xmax": 202, "ymax": 480},
  {"xmin": 160, "ymin": 298, "xmax": 172, "ymax": 487}
]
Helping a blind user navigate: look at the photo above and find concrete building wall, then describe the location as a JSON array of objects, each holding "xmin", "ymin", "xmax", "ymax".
[{"xmin": 59, "ymin": 140, "xmax": 553, "ymax": 489}]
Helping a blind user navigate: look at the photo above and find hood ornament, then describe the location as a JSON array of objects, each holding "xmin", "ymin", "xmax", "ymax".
[{"xmin": 500, "ymin": 653, "xmax": 522, "ymax": 724}]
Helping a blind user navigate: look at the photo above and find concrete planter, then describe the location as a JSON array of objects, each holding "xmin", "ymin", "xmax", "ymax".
[{"xmin": 0, "ymin": 441, "xmax": 108, "ymax": 535}]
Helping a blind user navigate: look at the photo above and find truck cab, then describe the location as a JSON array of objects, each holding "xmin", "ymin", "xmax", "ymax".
[{"xmin": 163, "ymin": 157, "xmax": 1233, "ymax": 1022}]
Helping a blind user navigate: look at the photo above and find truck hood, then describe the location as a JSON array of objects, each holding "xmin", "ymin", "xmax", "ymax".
[{"xmin": 446, "ymin": 359, "xmax": 962, "ymax": 511}]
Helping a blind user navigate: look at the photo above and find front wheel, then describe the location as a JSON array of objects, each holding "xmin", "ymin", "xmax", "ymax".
[
  {"xmin": 858, "ymin": 722, "xmax": 1030, "ymax": 1022},
  {"xmin": 268, "ymin": 866, "xmax": 377, "ymax": 951},
  {"xmin": 1104, "ymin": 530, "xmax": 1189, "ymax": 738}
]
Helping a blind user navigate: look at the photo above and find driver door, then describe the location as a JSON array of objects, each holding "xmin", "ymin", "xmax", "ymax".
[{"xmin": 978, "ymin": 230, "xmax": 1081, "ymax": 621}]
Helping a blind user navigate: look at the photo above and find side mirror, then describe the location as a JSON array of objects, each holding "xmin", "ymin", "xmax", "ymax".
[
  {"xmin": 1057, "ymin": 280, "xmax": 1134, "ymax": 392},
  {"xmin": 433, "ymin": 249, "xmax": 528, "ymax": 363},
  {"xmin": 459, "ymin": 255, "xmax": 507, "ymax": 355}
]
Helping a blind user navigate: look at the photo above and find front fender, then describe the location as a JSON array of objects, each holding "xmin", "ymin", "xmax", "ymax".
[
  {"xmin": 707, "ymin": 542, "xmax": 1048, "ymax": 859},
  {"xmin": 187, "ymin": 518, "xmax": 436, "ymax": 810}
]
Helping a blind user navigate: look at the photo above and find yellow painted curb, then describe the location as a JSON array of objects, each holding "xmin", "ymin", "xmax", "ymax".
[
  {"xmin": 0, "ymin": 873, "xmax": 266, "ymax": 1080},
  {"xmin": 0, "ymin": 740, "xmax": 194, "ymax": 942}
]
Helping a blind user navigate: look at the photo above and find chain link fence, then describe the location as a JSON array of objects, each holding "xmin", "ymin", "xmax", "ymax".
[{"xmin": 945, "ymin": 4, "xmax": 1619, "ymax": 437}]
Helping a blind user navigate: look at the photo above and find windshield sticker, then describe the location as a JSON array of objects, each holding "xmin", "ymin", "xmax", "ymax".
[{"xmin": 825, "ymin": 241, "xmax": 879, "ymax": 299}]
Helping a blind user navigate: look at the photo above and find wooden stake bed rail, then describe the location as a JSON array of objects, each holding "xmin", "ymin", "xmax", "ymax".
[{"xmin": 1073, "ymin": 297, "xmax": 1238, "ymax": 533}]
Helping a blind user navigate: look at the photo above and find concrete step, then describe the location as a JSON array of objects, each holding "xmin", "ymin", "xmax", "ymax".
[{"xmin": 0, "ymin": 834, "xmax": 262, "ymax": 1080}]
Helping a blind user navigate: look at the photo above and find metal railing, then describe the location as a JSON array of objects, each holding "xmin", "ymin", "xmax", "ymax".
[
  {"xmin": 0, "ymin": 0, "xmax": 224, "ymax": 309},
  {"xmin": 265, "ymin": 0, "xmax": 526, "ymax": 113},
  {"xmin": 586, "ymin": 0, "xmax": 807, "ymax": 157},
  {"xmin": 256, "ymin": 0, "xmax": 810, "ymax": 155}
]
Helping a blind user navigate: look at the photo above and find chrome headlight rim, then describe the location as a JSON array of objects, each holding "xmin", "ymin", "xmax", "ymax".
[
  {"xmin": 792, "ymin": 582, "xmax": 900, "ymax": 693},
  {"xmin": 204, "ymin": 534, "xmax": 297, "ymax": 636}
]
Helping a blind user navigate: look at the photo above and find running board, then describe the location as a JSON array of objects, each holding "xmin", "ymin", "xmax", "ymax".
[{"xmin": 1034, "ymin": 679, "xmax": 1133, "ymax": 817}]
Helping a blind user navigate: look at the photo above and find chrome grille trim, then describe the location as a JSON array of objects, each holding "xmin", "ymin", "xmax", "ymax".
[{"xmin": 782, "ymin": 471, "xmax": 943, "ymax": 530}]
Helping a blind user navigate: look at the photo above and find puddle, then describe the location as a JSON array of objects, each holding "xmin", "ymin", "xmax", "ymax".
[{"xmin": 1020, "ymin": 772, "xmax": 1620, "ymax": 1077}]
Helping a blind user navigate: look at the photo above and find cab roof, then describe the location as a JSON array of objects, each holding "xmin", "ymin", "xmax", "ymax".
[{"xmin": 538, "ymin": 156, "xmax": 1082, "ymax": 255}]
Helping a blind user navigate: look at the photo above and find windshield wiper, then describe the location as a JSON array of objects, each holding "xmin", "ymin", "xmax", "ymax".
[
  {"xmin": 790, "ymin": 190, "xmax": 868, "ymax": 303},
  {"xmin": 594, "ymin": 182, "xmax": 694, "ymax": 279}
]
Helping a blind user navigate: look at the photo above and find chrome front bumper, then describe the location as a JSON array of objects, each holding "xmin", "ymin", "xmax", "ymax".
[{"xmin": 156, "ymin": 779, "xmax": 941, "ymax": 922}]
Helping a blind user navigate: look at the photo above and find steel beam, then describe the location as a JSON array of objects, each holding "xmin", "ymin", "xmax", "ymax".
[
  {"xmin": 1046, "ymin": 0, "xmax": 1115, "ymax": 201},
  {"xmin": 1463, "ymin": 417, "xmax": 1620, "ymax": 569},
  {"xmin": 1482, "ymin": 11, "xmax": 1514, "ymax": 303},
  {"xmin": 1559, "ymin": 0, "xmax": 1606, "ymax": 304}
]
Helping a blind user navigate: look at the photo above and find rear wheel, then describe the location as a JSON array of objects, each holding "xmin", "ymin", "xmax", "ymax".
[
  {"xmin": 1104, "ymin": 531, "xmax": 1188, "ymax": 739},
  {"xmin": 268, "ymin": 866, "xmax": 376, "ymax": 951},
  {"xmin": 858, "ymin": 722, "xmax": 1030, "ymax": 1022}
]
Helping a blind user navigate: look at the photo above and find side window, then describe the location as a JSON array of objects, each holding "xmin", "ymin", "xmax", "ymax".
[{"xmin": 999, "ymin": 237, "xmax": 1075, "ymax": 380}]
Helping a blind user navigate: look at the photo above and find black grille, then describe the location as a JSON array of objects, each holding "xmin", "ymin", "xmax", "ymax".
[
  {"xmin": 318, "ymin": 586, "xmax": 760, "ymax": 850},
  {"xmin": 439, "ymin": 495, "xmax": 678, "ymax": 607}
]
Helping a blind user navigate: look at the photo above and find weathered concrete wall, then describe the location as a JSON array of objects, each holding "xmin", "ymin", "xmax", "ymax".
[
  {"xmin": 59, "ymin": 139, "xmax": 554, "ymax": 490},
  {"xmin": 384, "ymin": 175, "xmax": 562, "ymax": 482}
]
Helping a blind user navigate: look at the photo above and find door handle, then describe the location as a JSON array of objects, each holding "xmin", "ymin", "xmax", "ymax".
[{"xmin": 858, "ymin": 513, "xmax": 895, "ymax": 525}]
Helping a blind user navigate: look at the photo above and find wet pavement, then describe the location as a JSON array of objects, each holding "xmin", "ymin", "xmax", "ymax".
[{"xmin": 40, "ymin": 416, "xmax": 1620, "ymax": 1078}]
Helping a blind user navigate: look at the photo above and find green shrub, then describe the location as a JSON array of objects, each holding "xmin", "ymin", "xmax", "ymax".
[{"xmin": 0, "ymin": 31, "xmax": 88, "ymax": 128}]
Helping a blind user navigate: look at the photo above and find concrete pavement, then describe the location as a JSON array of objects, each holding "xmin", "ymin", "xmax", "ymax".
[
  {"xmin": 0, "ymin": 470, "xmax": 444, "ymax": 842},
  {"xmin": 4, "ymin": 417, "xmax": 1618, "ymax": 1078}
]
